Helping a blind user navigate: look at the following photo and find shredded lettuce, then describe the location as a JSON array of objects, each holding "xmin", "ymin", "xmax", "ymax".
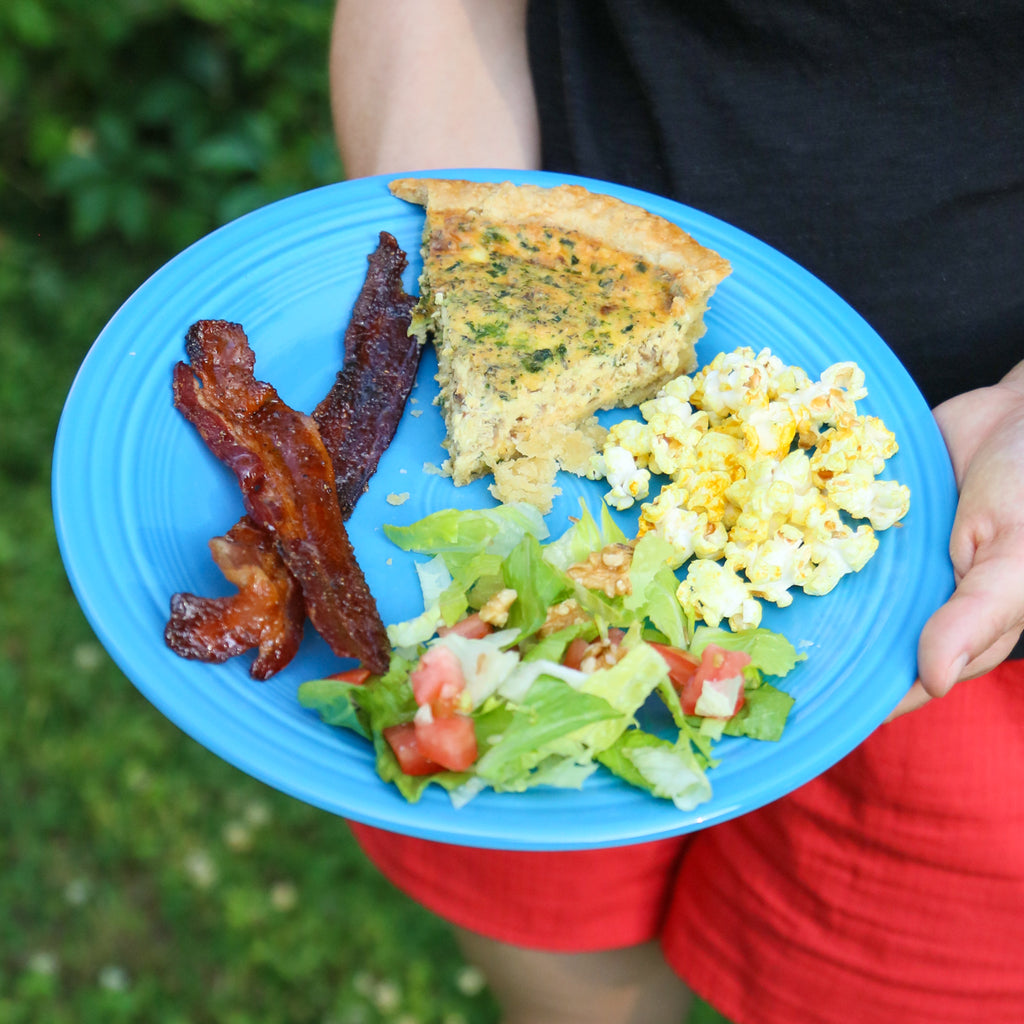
[
  {"xmin": 298, "ymin": 652, "xmax": 418, "ymax": 737},
  {"xmin": 566, "ymin": 642, "xmax": 670, "ymax": 752},
  {"xmin": 723, "ymin": 682, "xmax": 795, "ymax": 741},
  {"xmin": 502, "ymin": 534, "xmax": 573, "ymax": 640},
  {"xmin": 626, "ymin": 532, "xmax": 692, "ymax": 647},
  {"xmin": 294, "ymin": 677, "xmax": 371, "ymax": 739}
]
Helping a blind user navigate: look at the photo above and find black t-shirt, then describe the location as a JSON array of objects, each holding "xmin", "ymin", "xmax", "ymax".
[{"xmin": 528, "ymin": 0, "xmax": 1023, "ymax": 407}]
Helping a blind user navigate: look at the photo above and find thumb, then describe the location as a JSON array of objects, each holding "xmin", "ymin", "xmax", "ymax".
[{"xmin": 916, "ymin": 529, "xmax": 1024, "ymax": 699}]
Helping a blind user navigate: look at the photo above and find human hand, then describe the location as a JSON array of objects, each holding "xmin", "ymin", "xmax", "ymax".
[{"xmin": 887, "ymin": 362, "xmax": 1024, "ymax": 720}]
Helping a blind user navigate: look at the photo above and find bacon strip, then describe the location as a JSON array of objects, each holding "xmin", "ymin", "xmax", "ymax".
[
  {"xmin": 171, "ymin": 319, "xmax": 391, "ymax": 674},
  {"xmin": 166, "ymin": 235, "xmax": 417, "ymax": 678},
  {"xmin": 315, "ymin": 231, "xmax": 419, "ymax": 516},
  {"xmin": 165, "ymin": 516, "xmax": 305, "ymax": 680}
]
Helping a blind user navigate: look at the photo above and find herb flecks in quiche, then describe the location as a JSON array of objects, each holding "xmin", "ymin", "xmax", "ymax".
[{"xmin": 390, "ymin": 178, "xmax": 732, "ymax": 511}]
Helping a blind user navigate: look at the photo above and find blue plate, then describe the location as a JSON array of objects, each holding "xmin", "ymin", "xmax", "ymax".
[{"xmin": 52, "ymin": 169, "xmax": 956, "ymax": 850}]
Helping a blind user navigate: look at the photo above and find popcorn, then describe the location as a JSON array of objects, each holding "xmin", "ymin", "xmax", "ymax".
[
  {"xmin": 824, "ymin": 466, "xmax": 911, "ymax": 531},
  {"xmin": 595, "ymin": 445, "xmax": 650, "ymax": 511},
  {"xmin": 603, "ymin": 418, "xmax": 653, "ymax": 465},
  {"xmin": 641, "ymin": 495, "xmax": 729, "ymax": 565},
  {"xmin": 591, "ymin": 346, "xmax": 909, "ymax": 628},
  {"xmin": 802, "ymin": 522, "xmax": 879, "ymax": 596},
  {"xmin": 676, "ymin": 559, "xmax": 763, "ymax": 631}
]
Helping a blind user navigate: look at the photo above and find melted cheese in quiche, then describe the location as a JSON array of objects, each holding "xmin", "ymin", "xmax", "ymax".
[{"xmin": 391, "ymin": 178, "xmax": 731, "ymax": 510}]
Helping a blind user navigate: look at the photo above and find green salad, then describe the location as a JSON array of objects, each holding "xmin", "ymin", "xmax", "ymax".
[{"xmin": 298, "ymin": 502, "xmax": 803, "ymax": 809}]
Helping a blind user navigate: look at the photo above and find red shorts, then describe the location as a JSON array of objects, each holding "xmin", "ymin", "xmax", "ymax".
[{"xmin": 350, "ymin": 660, "xmax": 1024, "ymax": 1024}]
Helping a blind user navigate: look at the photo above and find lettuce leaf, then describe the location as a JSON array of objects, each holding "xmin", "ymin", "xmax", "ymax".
[
  {"xmin": 502, "ymin": 534, "xmax": 573, "ymax": 640},
  {"xmin": 298, "ymin": 652, "xmax": 419, "ymax": 738},
  {"xmin": 384, "ymin": 503, "xmax": 547, "ymax": 557},
  {"xmin": 691, "ymin": 625, "xmax": 805, "ymax": 678},
  {"xmin": 542, "ymin": 498, "xmax": 626, "ymax": 570},
  {"xmin": 473, "ymin": 674, "xmax": 623, "ymax": 786},
  {"xmin": 597, "ymin": 731, "xmax": 713, "ymax": 811},
  {"xmin": 626, "ymin": 532, "xmax": 692, "ymax": 648},
  {"xmin": 524, "ymin": 641, "xmax": 672, "ymax": 759},
  {"xmin": 723, "ymin": 682, "xmax": 795, "ymax": 741},
  {"xmin": 295, "ymin": 677, "xmax": 371, "ymax": 738}
]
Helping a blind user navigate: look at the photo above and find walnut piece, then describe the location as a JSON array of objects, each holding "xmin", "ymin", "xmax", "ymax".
[
  {"xmin": 479, "ymin": 587, "xmax": 517, "ymax": 627},
  {"xmin": 577, "ymin": 635, "xmax": 630, "ymax": 673},
  {"xmin": 565, "ymin": 542, "xmax": 635, "ymax": 598},
  {"xmin": 539, "ymin": 598, "xmax": 591, "ymax": 637}
]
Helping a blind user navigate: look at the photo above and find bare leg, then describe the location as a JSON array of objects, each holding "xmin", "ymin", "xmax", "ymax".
[{"xmin": 454, "ymin": 926, "xmax": 693, "ymax": 1024}]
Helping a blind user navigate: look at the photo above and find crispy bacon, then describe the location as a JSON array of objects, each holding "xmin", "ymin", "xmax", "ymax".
[
  {"xmin": 171, "ymin": 319, "xmax": 391, "ymax": 674},
  {"xmin": 315, "ymin": 231, "xmax": 419, "ymax": 516},
  {"xmin": 165, "ymin": 516, "xmax": 304, "ymax": 679},
  {"xmin": 166, "ymin": 235, "xmax": 417, "ymax": 679}
]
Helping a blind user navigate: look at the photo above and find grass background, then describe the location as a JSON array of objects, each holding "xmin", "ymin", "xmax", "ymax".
[{"xmin": 1, "ymin": 1, "xmax": 732, "ymax": 1020}]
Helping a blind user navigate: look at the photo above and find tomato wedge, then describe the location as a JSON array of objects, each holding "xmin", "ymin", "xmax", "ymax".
[
  {"xmin": 327, "ymin": 666, "xmax": 372, "ymax": 685},
  {"xmin": 415, "ymin": 714, "xmax": 478, "ymax": 772},
  {"xmin": 437, "ymin": 613, "xmax": 493, "ymax": 639},
  {"xmin": 562, "ymin": 637, "xmax": 592, "ymax": 670},
  {"xmin": 650, "ymin": 642, "xmax": 702, "ymax": 710},
  {"xmin": 383, "ymin": 722, "xmax": 442, "ymax": 776},
  {"xmin": 563, "ymin": 628, "xmax": 627, "ymax": 672},
  {"xmin": 387, "ymin": 643, "xmax": 480, "ymax": 775},
  {"xmin": 691, "ymin": 645, "xmax": 749, "ymax": 718},
  {"xmin": 651, "ymin": 642, "xmax": 749, "ymax": 718},
  {"xmin": 382, "ymin": 715, "xmax": 478, "ymax": 775},
  {"xmin": 409, "ymin": 644, "xmax": 466, "ymax": 716}
]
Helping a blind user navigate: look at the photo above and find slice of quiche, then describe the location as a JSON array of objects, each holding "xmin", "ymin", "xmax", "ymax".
[{"xmin": 389, "ymin": 177, "xmax": 732, "ymax": 510}]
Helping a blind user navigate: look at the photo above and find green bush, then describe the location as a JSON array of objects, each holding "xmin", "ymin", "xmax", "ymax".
[{"xmin": 2, "ymin": 0, "xmax": 341, "ymax": 252}]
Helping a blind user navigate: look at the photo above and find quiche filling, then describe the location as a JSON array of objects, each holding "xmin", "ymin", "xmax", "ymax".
[{"xmin": 392, "ymin": 178, "xmax": 732, "ymax": 511}]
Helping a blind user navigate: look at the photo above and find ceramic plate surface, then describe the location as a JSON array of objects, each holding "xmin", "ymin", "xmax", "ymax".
[{"xmin": 53, "ymin": 169, "xmax": 956, "ymax": 850}]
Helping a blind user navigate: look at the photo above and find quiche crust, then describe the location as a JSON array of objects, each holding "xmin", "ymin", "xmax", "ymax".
[{"xmin": 390, "ymin": 177, "xmax": 732, "ymax": 510}]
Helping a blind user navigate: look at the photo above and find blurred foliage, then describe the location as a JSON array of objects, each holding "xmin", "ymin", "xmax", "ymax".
[
  {"xmin": 0, "ymin": 1, "xmax": 730, "ymax": 1021},
  {"xmin": 1, "ymin": 0, "xmax": 341, "ymax": 251}
]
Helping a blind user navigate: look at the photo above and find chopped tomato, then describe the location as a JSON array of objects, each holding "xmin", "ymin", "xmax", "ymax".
[
  {"xmin": 562, "ymin": 637, "xmax": 592, "ymax": 670},
  {"xmin": 327, "ymin": 666, "xmax": 372, "ymax": 685},
  {"xmin": 695, "ymin": 645, "xmax": 750, "ymax": 683},
  {"xmin": 410, "ymin": 645, "xmax": 466, "ymax": 716},
  {"xmin": 415, "ymin": 714, "xmax": 478, "ymax": 772},
  {"xmin": 652, "ymin": 642, "xmax": 749, "ymax": 718},
  {"xmin": 383, "ymin": 722, "xmax": 442, "ymax": 776},
  {"xmin": 650, "ymin": 642, "xmax": 702, "ymax": 710},
  {"xmin": 437, "ymin": 613, "xmax": 493, "ymax": 639},
  {"xmin": 563, "ymin": 628, "xmax": 627, "ymax": 671},
  {"xmin": 692, "ymin": 644, "xmax": 750, "ymax": 717}
]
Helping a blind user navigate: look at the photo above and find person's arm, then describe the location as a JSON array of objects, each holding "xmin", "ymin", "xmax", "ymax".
[
  {"xmin": 330, "ymin": 0, "xmax": 540, "ymax": 178},
  {"xmin": 889, "ymin": 360, "xmax": 1024, "ymax": 718}
]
